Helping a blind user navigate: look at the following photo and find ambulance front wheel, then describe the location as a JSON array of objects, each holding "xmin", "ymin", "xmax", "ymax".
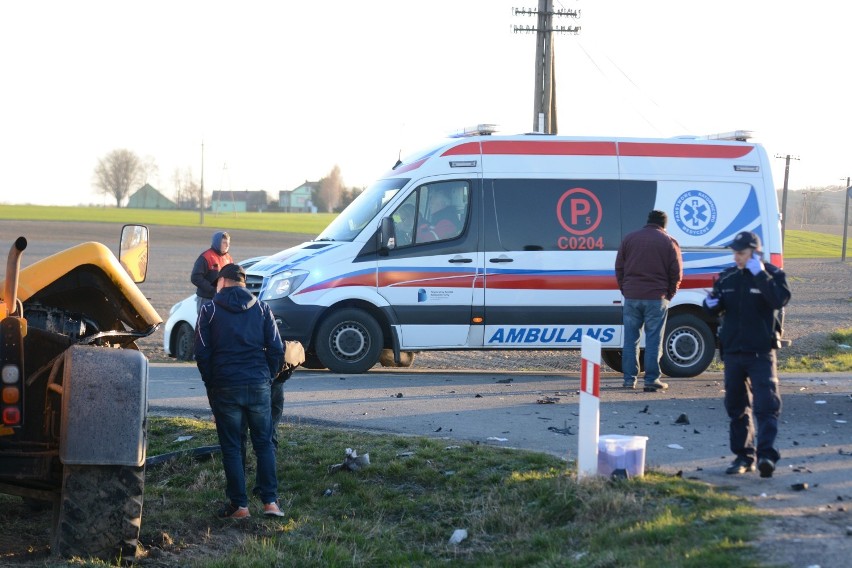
[
  {"xmin": 379, "ymin": 349, "xmax": 416, "ymax": 368},
  {"xmin": 315, "ymin": 308, "xmax": 383, "ymax": 374},
  {"xmin": 660, "ymin": 313, "xmax": 716, "ymax": 378}
]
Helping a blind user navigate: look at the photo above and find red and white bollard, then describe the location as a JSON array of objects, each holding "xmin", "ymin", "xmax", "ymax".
[{"xmin": 577, "ymin": 335, "xmax": 601, "ymax": 479}]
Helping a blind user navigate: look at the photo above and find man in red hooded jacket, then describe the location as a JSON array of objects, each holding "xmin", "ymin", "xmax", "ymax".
[{"xmin": 191, "ymin": 231, "xmax": 233, "ymax": 312}]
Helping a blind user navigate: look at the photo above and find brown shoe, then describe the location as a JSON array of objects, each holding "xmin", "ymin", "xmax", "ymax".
[
  {"xmin": 643, "ymin": 380, "xmax": 668, "ymax": 392},
  {"xmin": 263, "ymin": 501, "xmax": 286, "ymax": 517},
  {"xmin": 217, "ymin": 503, "xmax": 250, "ymax": 519}
]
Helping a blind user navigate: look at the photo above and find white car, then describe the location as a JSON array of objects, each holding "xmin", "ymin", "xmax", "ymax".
[
  {"xmin": 163, "ymin": 256, "xmax": 416, "ymax": 367},
  {"xmin": 163, "ymin": 257, "xmax": 263, "ymax": 361}
]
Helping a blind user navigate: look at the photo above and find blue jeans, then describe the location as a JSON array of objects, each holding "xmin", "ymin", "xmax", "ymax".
[
  {"xmin": 622, "ymin": 299, "xmax": 669, "ymax": 384},
  {"xmin": 242, "ymin": 381, "xmax": 285, "ymax": 499},
  {"xmin": 723, "ymin": 351, "xmax": 782, "ymax": 464},
  {"xmin": 207, "ymin": 382, "xmax": 278, "ymax": 507}
]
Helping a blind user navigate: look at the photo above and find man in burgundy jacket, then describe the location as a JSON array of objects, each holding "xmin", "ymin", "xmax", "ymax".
[{"xmin": 615, "ymin": 210, "xmax": 683, "ymax": 392}]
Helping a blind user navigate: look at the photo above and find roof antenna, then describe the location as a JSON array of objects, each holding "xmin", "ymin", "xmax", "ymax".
[{"xmin": 392, "ymin": 149, "xmax": 402, "ymax": 170}]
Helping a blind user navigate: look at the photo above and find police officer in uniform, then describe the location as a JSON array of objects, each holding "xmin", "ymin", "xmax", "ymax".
[{"xmin": 704, "ymin": 231, "xmax": 791, "ymax": 478}]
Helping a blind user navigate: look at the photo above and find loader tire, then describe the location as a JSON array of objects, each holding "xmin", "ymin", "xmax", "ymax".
[{"xmin": 54, "ymin": 464, "xmax": 144, "ymax": 562}]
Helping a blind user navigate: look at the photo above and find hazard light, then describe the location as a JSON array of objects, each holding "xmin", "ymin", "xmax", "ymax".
[
  {"xmin": 700, "ymin": 130, "xmax": 753, "ymax": 141},
  {"xmin": 449, "ymin": 124, "xmax": 497, "ymax": 138}
]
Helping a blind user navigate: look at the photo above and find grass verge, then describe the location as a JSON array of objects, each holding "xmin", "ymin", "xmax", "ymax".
[
  {"xmin": 779, "ymin": 327, "xmax": 852, "ymax": 372},
  {"xmin": 0, "ymin": 417, "xmax": 765, "ymax": 567},
  {"xmin": 0, "ymin": 417, "xmax": 761, "ymax": 568},
  {"xmin": 707, "ymin": 328, "xmax": 852, "ymax": 373}
]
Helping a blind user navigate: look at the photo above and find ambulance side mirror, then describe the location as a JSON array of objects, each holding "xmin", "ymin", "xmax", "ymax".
[{"xmin": 379, "ymin": 216, "xmax": 396, "ymax": 255}]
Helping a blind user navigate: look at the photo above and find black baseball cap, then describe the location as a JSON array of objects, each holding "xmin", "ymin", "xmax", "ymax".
[
  {"xmin": 729, "ymin": 231, "xmax": 761, "ymax": 251},
  {"xmin": 218, "ymin": 263, "xmax": 246, "ymax": 283}
]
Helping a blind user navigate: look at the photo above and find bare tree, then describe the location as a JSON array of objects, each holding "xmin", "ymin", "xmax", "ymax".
[
  {"xmin": 141, "ymin": 155, "xmax": 159, "ymax": 186},
  {"xmin": 93, "ymin": 149, "xmax": 148, "ymax": 207},
  {"xmin": 338, "ymin": 186, "xmax": 364, "ymax": 209},
  {"xmin": 787, "ymin": 186, "xmax": 845, "ymax": 228},
  {"xmin": 318, "ymin": 165, "xmax": 343, "ymax": 213},
  {"xmin": 171, "ymin": 167, "xmax": 200, "ymax": 209}
]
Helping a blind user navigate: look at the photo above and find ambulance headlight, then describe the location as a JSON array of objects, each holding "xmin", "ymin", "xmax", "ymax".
[{"xmin": 261, "ymin": 270, "xmax": 309, "ymax": 301}]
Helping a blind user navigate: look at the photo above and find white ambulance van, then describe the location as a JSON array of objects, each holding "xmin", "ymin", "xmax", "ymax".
[{"xmin": 247, "ymin": 126, "xmax": 782, "ymax": 376}]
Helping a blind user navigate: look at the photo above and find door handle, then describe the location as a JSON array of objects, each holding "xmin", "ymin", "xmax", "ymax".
[
  {"xmin": 448, "ymin": 257, "xmax": 473, "ymax": 263},
  {"xmin": 488, "ymin": 257, "xmax": 513, "ymax": 263}
]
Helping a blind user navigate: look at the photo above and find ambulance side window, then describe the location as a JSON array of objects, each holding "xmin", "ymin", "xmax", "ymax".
[
  {"xmin": 412, "ymin": 181, "xmax": 469, "ymax": 244},
  {"xmin": 390, "ymin": 194, "xmax": 418, "ymax": 247},
  {"xmin": 492, "ymin": 179, "xmax": 623, "ymax": 251}
]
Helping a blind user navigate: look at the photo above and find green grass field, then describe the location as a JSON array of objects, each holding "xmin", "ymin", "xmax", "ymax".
[
  {"xmin": 0, "ymin": 204, "xmax": 335, "ymax": 235},
  {"xmin": 1, "ymin": 205, "xmax": 849, "ymax": 259}
]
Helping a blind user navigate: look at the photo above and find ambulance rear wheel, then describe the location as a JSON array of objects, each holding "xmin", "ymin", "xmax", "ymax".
[
  {"xmin": 315, "ymin": 308, "xmax": 383, "ymax": 374},
  {"xmin": 600, "ymin": 350, "xmax": 645, "ymax": 374},
  {"xmin": 660, "ymin": 313, "xmax": 715, "ymax": 378}
]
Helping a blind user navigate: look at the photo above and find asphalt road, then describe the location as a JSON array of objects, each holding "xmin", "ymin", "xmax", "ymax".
[{"xmin": 148, "ymin": 364, "xmax": 851, "ymax": 473}]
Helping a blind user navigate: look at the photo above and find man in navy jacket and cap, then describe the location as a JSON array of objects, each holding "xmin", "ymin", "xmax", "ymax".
[
  {"xmin": 195, "ymin": 263, "xmax": 286, "ymax": 518},
  {"xmin": 704, "ymin": 231, "xmax": 791, "ymax": 478}
]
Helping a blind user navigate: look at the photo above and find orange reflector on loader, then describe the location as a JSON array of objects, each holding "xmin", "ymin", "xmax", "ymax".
[{"xmin": 2, "ymin": 386, "xmax": 19, "ymax": 404}]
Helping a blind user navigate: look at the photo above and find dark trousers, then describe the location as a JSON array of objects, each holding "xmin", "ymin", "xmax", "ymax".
[{"xmin": 723, "ymin": 351, "xmax": 782, "ymax": 463}]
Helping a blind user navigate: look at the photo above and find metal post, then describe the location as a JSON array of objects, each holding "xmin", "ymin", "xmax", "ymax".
[
  {"xmin": 532, "ymin": 0, "xmax": 547, "ymax": 132},
  {"xmin": 842, "ymin": 177, "xmax": 850, "ymax": 262},
  {"xmin": 780, "ymin": 155, "xmax": 791, "ymax": 245},
  {"xmin": 776, "ymin": 154, "xmax": 798, "ymax": 246}
]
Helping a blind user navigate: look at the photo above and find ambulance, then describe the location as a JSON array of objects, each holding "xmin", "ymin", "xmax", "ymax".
[{"xmin": 247, "ymin": 125, "xmax": 782, "ymax": 376}]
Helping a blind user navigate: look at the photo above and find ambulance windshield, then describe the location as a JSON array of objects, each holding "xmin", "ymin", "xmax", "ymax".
[{"xmin": 315, "ymin": 177, "xmax": 409, "ymax": 242}]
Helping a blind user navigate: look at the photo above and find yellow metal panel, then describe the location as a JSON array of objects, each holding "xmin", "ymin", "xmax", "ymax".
[{"xmin": 14, "ymin": 242, "xmax": 162, "ymax": 327}]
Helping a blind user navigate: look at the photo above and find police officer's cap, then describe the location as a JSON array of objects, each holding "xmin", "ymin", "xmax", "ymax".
[{"xmin": 729, "ymin": 231, "xmax": 761, "ymax": 251}]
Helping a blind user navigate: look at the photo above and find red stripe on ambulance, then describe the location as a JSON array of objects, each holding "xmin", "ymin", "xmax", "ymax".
[{"xmin": 619, "ymin": 142, "xmax": 753, "ymax": 159}]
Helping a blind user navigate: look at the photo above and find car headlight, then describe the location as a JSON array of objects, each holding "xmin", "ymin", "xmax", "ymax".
[{"xmin": 260, "ymin": 270, "xmax": 309, "ymax": 301}]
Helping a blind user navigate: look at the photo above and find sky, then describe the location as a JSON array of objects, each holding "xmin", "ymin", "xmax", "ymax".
[{"xmin": 1, "ymin": 0, "xmax": 850, "ymax": 207}]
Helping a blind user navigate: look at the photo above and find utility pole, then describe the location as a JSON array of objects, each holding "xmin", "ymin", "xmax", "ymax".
[
  {"xmin": 842, "ymin": 176, "xmax": 850, "ymax": 262},
  {"xmin": 199, "ymin": 141, "xmax": 205, "ymax": 225},
  {"xmin": 513, "ymin": 1, "xmax": 580, "ymax": 134},
  {"xmin": 775, "ymin": 153, "xmax": 799, "ymax": 246}
]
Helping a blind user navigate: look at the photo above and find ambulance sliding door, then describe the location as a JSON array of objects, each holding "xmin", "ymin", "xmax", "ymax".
[{"xmin": 481, "ymin": 178, "xmax": 655, "ymax": 350}]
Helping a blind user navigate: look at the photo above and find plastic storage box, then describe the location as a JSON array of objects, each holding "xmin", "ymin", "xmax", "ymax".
[{"xmin": 597, "ymin": 434, "xmax": 648, "ymax": 478}]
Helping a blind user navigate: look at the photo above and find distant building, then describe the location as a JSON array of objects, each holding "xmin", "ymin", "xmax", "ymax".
[
  {"xmin": 279, "ymin": 181, "xmax": 316, "ymax": 213},
  {"xmin": 211, "ymin": 190, "xmax": 268, "ymax": 213},
  {"xmin": 127, "ymin": 184, "xmax": 177, "ymax": 209}
]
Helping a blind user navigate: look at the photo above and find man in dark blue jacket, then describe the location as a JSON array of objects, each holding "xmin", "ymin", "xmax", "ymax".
[
  {"xmin": 195, "ymin": 263, "xmax": 286, "ymax": 518},
  {"xmin": 704, "ymin": 231, "xmax": 791, "ymax": 478}
]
